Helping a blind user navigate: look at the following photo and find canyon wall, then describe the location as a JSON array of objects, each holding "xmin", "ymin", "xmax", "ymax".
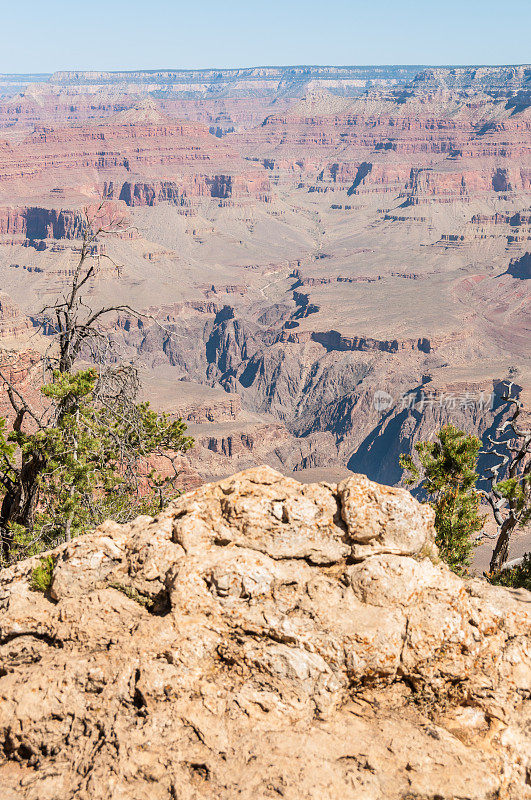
[
  {"xmin": 0, "ymin": 64, "xmax": 528, "ymax": 494},
  {"xmin": 0, "ymin": 114, "xmax": 271, "ymax": 207}
]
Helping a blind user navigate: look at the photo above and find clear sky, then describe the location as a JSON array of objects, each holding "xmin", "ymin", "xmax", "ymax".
[{"xmin": 1, "ymin": 0, "xmax": 529, "ymax": 74}]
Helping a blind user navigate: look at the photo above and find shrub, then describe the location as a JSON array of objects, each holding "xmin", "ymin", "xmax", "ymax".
[
  {"xmin": 488, "ymin": 553, "xmax": 531, "ymax": 591},
  {"xmin": 400, "ymin": 425, "xmax": 484, "ymax": 574},
  {"xmin": 29, "ymin": 555, "xmax": 55, "ymax": 593}
]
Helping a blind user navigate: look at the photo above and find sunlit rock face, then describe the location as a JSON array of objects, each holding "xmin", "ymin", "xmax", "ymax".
[{"xmin": 0, "ymin": 466, "xmax": 529, "ymax": 799}]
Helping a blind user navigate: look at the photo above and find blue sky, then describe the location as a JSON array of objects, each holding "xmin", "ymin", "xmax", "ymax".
[{"xmin": 1, "ymin": 0, "xmax": 529, "ymax": 73}]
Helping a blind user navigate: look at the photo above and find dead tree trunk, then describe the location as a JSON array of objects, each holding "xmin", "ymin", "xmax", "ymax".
[
  {"xmin": 481, "ymin": 382, "xmax": 531, "ymax": 573},
  {"xmin": 0, "ymin": 452, "xmax": 45, "ymax": 561},
  {"xmin": 0, "ymin": 202, "xmax": 134, "ymax": 562},
  {"xmin": 489, "ymin": 517, "xmax": 518, "ymax": 573}
]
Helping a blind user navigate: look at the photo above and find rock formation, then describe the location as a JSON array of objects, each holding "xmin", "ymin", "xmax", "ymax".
[
  {"xmin": 0, "ymin": 64, "xmax": 529, "ymax": 499},
  {"xmin": 507, "ymin": 252, "xmax": 531, "ymax": 279},
  {"xmin": 236, "ymin": 82, "xmax": 531, "ymax": 204},
  {"xmin": 0, "ymin": 294, "xmax": 32, "ymax": 338},
  {"xmin": 0, "ymin": 466, "xmax": 529, "ymax": 799},
  {"xmin": 0, "ymin": 117, "xmax": 271, "ymax": 207}
]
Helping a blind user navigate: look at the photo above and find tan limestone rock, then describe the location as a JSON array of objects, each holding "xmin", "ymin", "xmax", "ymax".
[
  {"xmin": 0, "ymin": 466, "xmax": 529, "ymax": 799},
  {"xmin": 338, "ymin": 472, "xmax": 437, "ymax": 559}
]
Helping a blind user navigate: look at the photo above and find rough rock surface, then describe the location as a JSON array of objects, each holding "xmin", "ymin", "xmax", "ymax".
[{"xmin": 0, "ymin": 466, "xmax": 530, "ymax": 800}]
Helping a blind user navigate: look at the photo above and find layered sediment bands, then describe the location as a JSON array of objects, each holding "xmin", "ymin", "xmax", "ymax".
[
  {"xmin": 0, "ymin": 67, "xmax": 425, "ymax": 133},
  {"xmin": 0, "ymin": 202, "xmax": 135, "ymax": 242},
  {"xmin": 2, "ymin": 257, "xmax": 527, "ymax": 496},
  {"xmin": 0, "ymin": 119, "xmax": 271, "ymax": 204},
  {"xmin": 0, "ymin": 294, "xmax": 32, "ymax": 337},
  {"xmin": 235, "ymin": 67, "xmax": 531, "ymax": 203},
  {"xmin": 0, "ymin": 348, "xmax": 41, "ymax": 419},
  {"xmin": 279, "ymin": 328, "xmax": 434, "ymax": 353},
  {"xmin": 115, "ymin": 172, "xmax": 270, "ymax": 206},
  {"xmin": 43, "ymin": 65, "xmax": 426, "ymax": 97},
  {"xmin": 171, "ymin": 393, "xmax": 242, "ymax": 424},
  {"xmin": 0, "ymin": 65, "xmax": 529, "ymax": 488},
  {"xmin": 0, "ymin": 66, "xmax": 528, "ymax": 208},
  {"xmin": 402, "ymin": 165, "xmax": 531, "ymax": 205},
  {"xmin": 409, "ymin": 64, "xmax": 531, "ymax": 95},
  {"xmin": 186, "ymin": 417, "xmax": 336, "ymax": 475},
  {"xmin": 437, "ymin": 211, "xmax": 531, "ymax": 248},
  {"xmin": 152, "ymin": 376, "xmax": 341, "ymax": 480},
  {"xmin": 196, "ymin": 426, "xmax": 335, "ymax": 469},
  {"xmin": 196, "ymin": 420, "xmax": 291, "ymax": 459},
  {"xmin": 114, "ymin": 277, "xmax": 529, "ymax": 501},
  {"xmin": 0, "ymin": 206, "xmax": 86, "ymax": 239}
]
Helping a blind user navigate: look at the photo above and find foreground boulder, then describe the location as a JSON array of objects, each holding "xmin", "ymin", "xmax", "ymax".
[{"xmin": 0, "ymin": 466, "xmax": 529, "ymax": 800}]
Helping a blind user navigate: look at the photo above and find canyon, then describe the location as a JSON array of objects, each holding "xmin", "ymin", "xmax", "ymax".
[{"xmin": 0, "ymin": 64, "xmax": 528, "ymax": 555}]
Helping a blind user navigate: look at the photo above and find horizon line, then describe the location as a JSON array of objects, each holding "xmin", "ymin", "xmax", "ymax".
[{"xmin": 1, "ymin": 63, "xmax": 530, "ymax": 78}]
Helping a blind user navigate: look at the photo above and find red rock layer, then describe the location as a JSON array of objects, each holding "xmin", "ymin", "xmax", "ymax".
[
  {"xmin": 0, "ymin": 201, "xmax": 135, "ymax": 242},
  {"xmin": 236, "ymin": 90, "xmax": 531, "ymax": 203},
  {"xmin": 0, "ymin": 348, "xmax": 42, "ymax": 422},
  {"xmin": 0, "ymin": 120, "xmax": 271, "ymax": 205},
  {"xmin": 0, "ymin": 294, "xmax": 32, "ymax": 337}
]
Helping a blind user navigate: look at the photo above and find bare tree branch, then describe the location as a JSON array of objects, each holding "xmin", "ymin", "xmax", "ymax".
[{"xmin": 481, "ymin": 384, "xmax": 531, "ymax": 571}]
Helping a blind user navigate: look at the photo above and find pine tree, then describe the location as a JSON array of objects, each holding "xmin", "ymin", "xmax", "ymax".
[
  {"xmin": 0, "ymin": 204, "xmax": 193, "ymax": 564},
  {"xmin": 0, "ymin": 367, "xmax": 192, "ymax": 562},
  {"xmin": 400, "ymin": 425, "xmax": 484, "ymax": 573}
]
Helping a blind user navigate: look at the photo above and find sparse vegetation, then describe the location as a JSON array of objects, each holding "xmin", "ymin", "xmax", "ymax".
[
  {"xmin": 29, "ymin": 555, "xmax": 55, "ymax": 593},
  {"xmin": 488, "ymin": 553, "xmax": 531, "ymax": 591},
  {"xmin": 0, "ymin": 205, "xmax": 193, "ymax": 566},
  {"xmin": 479, "ymin": 384, "xmax": 530, "ymax": 572},
  {"xmin": 109, "ymin": 582, "xmax": 156, "ymax": 610},
  {"xmin": 400, "ymin": 425, "xmax": 484, "ymax": 574}
]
